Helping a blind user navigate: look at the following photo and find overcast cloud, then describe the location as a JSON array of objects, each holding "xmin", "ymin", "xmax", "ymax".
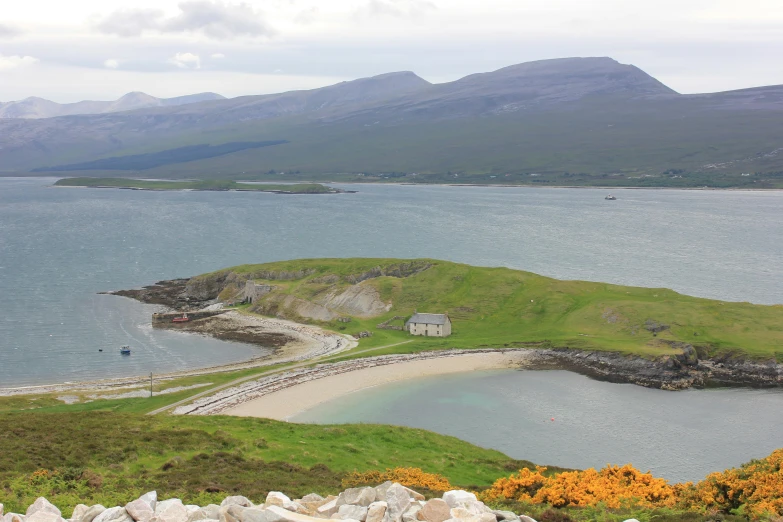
[{"xmin": 2, "ymin": 0, "xmax": 783, "ymax": 102}]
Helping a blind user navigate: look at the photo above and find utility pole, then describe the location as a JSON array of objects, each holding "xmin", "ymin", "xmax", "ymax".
[{"xmin": 150, "ymin": 372, "xmax": 153, "ymax": 398}]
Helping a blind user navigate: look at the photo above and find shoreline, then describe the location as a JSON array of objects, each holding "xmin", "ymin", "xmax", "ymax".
[
  {"xmin": 0, "ymin": 311, "xmax": 357, "ymax": 397},
  {"xmin": 174, "ymin": 349, "xmax": 537, "ymax": 417},
  {"xmin": 224, "ymin": 351, "xmax": 530, "ymax": 420}
]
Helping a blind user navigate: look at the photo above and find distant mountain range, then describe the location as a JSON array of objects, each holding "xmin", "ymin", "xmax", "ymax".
[
  {"xmin": 2, "ymin": 57, "xmax": 783, "ymax": 186},
  {"xmin": 0, "ymin": 92, "xmax": 225, "ymax": 119}
]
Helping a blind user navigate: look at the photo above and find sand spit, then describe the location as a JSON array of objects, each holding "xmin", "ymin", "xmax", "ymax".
[
  {"xmin": 0, "ymin": 311, "xmax": 356, "ymax": 398},
  {"xmin": 174, "ymin": 349, "xmax": 536, "ymax": 418}
]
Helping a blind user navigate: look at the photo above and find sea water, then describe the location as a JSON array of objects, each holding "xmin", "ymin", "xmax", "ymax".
[
  {"xmin": 292, "ymin": 369, "xmax": 783, "ymax": 483},
  {"xmin": 1, "ymin": 178, "xmax": 781, "ymax": 387}
]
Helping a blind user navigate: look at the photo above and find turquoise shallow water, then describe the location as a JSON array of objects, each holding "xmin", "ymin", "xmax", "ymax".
[
  {"xmin": 291, "ymin": 369, "xmax": 783, "ymax": 483},
  {"xmin": 1, "ymin": 178, "xmax": 781, "ymax": 386}
]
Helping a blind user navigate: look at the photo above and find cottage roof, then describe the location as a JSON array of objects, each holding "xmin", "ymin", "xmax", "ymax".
[{"xmin": 406, "ymin": 313, "xmax": 449, "ymax": 325}]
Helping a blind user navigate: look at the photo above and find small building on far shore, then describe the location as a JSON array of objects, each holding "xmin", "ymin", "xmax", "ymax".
[{"xmin": 405, "ymin": 313, "xmax": 452, "ymax": 337}]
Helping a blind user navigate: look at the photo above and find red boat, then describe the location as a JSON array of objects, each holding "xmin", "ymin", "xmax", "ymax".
[{"xmin": 172, "ymin": 313, "xmax": 189, "ymax": 323}]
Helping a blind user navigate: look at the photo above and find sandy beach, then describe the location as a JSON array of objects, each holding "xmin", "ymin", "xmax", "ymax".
[{"xmin": 186, "ymin": 350, "xmax": 535, "ymax": 419}]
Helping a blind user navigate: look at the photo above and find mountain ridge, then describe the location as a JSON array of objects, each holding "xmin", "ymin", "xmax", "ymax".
[{"xmin": 0, "ymin": 91, "xmax": 226, "ymax": 119}]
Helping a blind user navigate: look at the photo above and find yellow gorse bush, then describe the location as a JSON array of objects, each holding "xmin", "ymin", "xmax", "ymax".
[
  {"xmin": 480, "ymin": 464, "xmax": 680, "ymax": 509},
  {"xmin": 691, "ymin": 448, "xmax": 783, "ymax": 518}
]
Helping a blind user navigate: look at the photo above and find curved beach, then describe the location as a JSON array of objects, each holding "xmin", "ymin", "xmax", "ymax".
[{"xmin": 175, "ymin": 349, "xmax": 536, "ymax": 418}]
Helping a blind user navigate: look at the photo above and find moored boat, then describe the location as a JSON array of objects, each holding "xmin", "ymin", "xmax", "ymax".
[
  {"xmin": 605, "ymin": 194, "xmax": 617, "ymax": 200},
  {"xmin": 172, "ymin": 313, "xmax": 189, "ymax": 323},
  {"xmin": 120, "ymin": 346, "xmax": 131, "ymax": 355}
]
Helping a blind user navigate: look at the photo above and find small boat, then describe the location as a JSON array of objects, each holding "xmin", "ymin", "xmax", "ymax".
[
  {"xmin": 120, "ymin": 346, "xmax": 131, "ymax": 355},
  {"xmin": 605, "ymin": 194, "xmax": 617, "ymax": 200},
  {"xmin": 172, "ymin": 313, "xmax": 189, "ymax": 323},
  {"xmin": 98, "ymin": 349, "xmax": 103, "ymax": 352}
]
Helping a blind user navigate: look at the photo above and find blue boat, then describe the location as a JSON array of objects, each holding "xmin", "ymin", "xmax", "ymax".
[{"xmin": 120, "ymin": 346, "xmax": 131, "ymax": 355}]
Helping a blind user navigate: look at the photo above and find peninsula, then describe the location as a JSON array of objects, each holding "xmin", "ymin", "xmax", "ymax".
[
  {"xmin": 113, "ymin": 258, "xmax": 783, "ymax": 396},
  {"xmin": 53, "ymin": 178, "xmax": 348, "ymax": 194}
]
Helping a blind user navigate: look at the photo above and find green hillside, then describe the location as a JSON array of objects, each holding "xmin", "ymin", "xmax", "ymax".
[
  {"xmin": 203, "ymin": 258, "xmax": 783, "ymax": 359},
  {"xmin": 53, "ymin": 178, "xmax": 337, "ymax": 193}
]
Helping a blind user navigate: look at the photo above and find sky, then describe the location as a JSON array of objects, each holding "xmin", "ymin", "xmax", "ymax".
[{"xmin": 1, "ymin": 0, "xmax": 783, "ymax": 102}]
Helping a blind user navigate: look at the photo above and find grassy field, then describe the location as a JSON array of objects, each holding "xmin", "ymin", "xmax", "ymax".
[
  {"xmin": 0, "ymin": 411, "xmax": 536, "ymax": 515},
  {"xmin": 53, "ymin": 178, "xmax": 337, "ymax": 194},
  {"xmin": 204, "ymin": 258, "xmax": 783, "ymax": 360}
]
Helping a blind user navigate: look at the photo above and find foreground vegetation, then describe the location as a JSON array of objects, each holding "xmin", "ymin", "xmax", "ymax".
[
  {"xmin": 2, "ymin": 411, "xmax": 781, "ymax": 521},
  {"xmin": 205, "ymin": 258, "xmax": 783, "ymax": 359},
  {"xmin": 53, "ymin": 178, "xmax": 338, "ymax": 194}
]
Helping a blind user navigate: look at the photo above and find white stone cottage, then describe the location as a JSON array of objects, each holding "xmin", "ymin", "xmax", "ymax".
[{"xmin": 405, "ymin": 313, "xmax": 452, "ymax": 337}]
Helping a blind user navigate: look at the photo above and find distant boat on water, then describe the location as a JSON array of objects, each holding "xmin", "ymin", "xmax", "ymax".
[
  {"xmin": 120, "ymin": 346, "xmax": 131, "ymax": 355},
  {"xmin": 605, "ymin": 194, "xmax": 617, "ymax": 200}
]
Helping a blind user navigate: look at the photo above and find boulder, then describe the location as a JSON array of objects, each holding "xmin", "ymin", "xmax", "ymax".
[
  {"xmin": 220, "ymin": 499, "xmax": 252, "ymax": 510},
  {"xmin": 93, "ymin": 507, "xmax": 134, "ymax": 522},
  {"xmin": 238, "ymin": 509, "xmax": 286, "ymax": 522},
  {"xmin": 187, "ymin": 506, "xmax": 220, "ymax": 522},
  {"xmin": 316, "ymin": 501, "xmax": 339, "ymax": 518},
  {"xmin": 333, "ymin": 505, "xmax": 368, "ymax": 522},
  {"xmin": 5, "ymin": 514, "xmax": 25, "ymax": 522},
  {"xmin": 337, "ymin": 488, "xmax": 376, "ymax": 508},
  {"xmin": 1, "ymin": 504, "xmax": 4, "ymax": 517},
  {"xmin": 151, "ymin": 500, "xmax": 187, "ymax": 522},
  {"xmin": 298, "ymin": 496, "xmax": 323, "ymax": 504},
  {"xmin": 401, "ymin": 505, "xmax": 421, "ymax": 522},
  {"xmin": 417, "ymin": 500, "xmax": 450, "ymax": 522},
  {"xmin": 71, "ymin": 506, "xmax": 89, "ymax": 522},
  {"xmin": 364, "ymin": 503, "xmax": 386, "ymax": 522},
  {"xmin": 622, "ymin": 520, "xmax": 641, "ymax": 522},
  {"xmin": 446, "ymin": 510, "xmax": 494, "ymax": 522},
  {"xmin": 265, "ymin": 506, "xmax": 343, "ymax": 522},
  {"xmin": 77, "ymin": 507, "xmax": 107, "ymax": 522},
  {"xmin": 126, "ymin": 492, "xmax": 158, "ymax": 522},
  {"xmin": 374, "ymin": 483, "xmax": 394, "ymax": 500},
  {"xmin": 265, "ymin": 494, "xmax": 291, "ymax": 509},
  {"xmin": 219, "ymin": 506, "xmax": 248, "ymax": 522},
  {"xmin": 490, "ymin": 512, "xmax": 518, "ymax": 522},
  {"xmin": 383, "ymin": 484, "xmax": 413, "ymax": 522},
  {"xmin": 27, "ymin": 499, "xmax": 61, "ymax": 518},
  {"xmin": 25, "ymin": 512, "xmax": 63, "ymax": 522},
  {"xmin": 518, "ymin": 517, "xmax": 537, "ymax": 522},
  {"xmin": 441, "ymin": 493, "xmax": 476, "ymax": 511}
]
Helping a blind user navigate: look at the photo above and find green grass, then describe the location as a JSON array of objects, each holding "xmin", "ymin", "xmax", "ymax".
[
  {"xmin": 201, "ymin": 258, "xmax": 783, "ymax": 360},
  {"xmin": 53, "ymin": 178, "xmax": 337, "ymax": 194},
  {"xmin": 0, "ymin": 411, "xmax": 534, "ymax": 514}
]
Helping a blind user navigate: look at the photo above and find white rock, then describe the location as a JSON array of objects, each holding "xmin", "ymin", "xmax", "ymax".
[
  {"xmin": 416, "ymin": 500, "xmax": 449, "ymax": 522},
  {"xmin": 186, "ymin": 506, "xmax": 220, "ymax": 522},
  {"xmin": 298, "ymin": 496, "xmax": 322, "ymax": 504},
  {"xmin": 364, "ymin": 503, "xmax": 386, "ymax": 522},
  {"xmin": 333, "ymin": 505, "xmax": 368, "ymax": 522},
  {"xmin": 401, "ymin": 505, "xmax": 421, "ymax": 522},
  {"xmin": 374, "ymin": 483, "xmax": 394, "ymax": 500},
  {"xmin": 27, "ymin": 499, "xmax": 61, "ymax": 518},
  {"xmin": 5, "ymin": 514, "xmax": 26, "ymax": 522},
  {"xmin": 518, "ymin": 517, "xmax": 537, "ymax": 522},
  {"xmin": 441, "ymin": 493, "xmax": 476, "ymax": 511},
  {"xmin": 622, "ymin": 520, "xmax": 641, "ymax": 522},
  {"xmin": 337, "ymin": 488, "xmax": 376, "ymax": 508},
  {"xmin": 238, "ymin": 509, "xmax": 285, "ymax": 522},
  {"xmin": 265, "ymin": 506, "xmax": 340, "ymax": 522},
  {"xmin": 26, "ymin": 512, "xmax": 63, "ymax": 522},
  {"xmin": 265, "ymin": 494, "xmax": 290, "ymax": 509},
  {"xmin": 220, "ymin": 500, "xmax": 252, "ymax": 510},
  {"xmin": 150, "ymin": 500, "xmax": 187, "ymax": 522},
  {"xmin": 490, "ymin": 512, "xmax": 518, "ymax": 522},
  {"xmin": 1, "ymin": 503, "xmax": 4, "ymax": 517},
  {"xmin": 316, "ymin": 501, "xmax": 339, "ymax": 518},
  {"xmin": 126, "ymin": 493, "xmax": 158, "ymax": 522},
  {"xmin": 218, "ymin": 506, "xmax": 247, "ymax": 522},
  {"xmin": 70, "ymin": 506, "xmax": 88, "ymax": 522},
  {"xmin": 93, "ymin": 507, "xmax": 133, "ymax": 522},
  {"xmin": 77, "ymin": 507, "xmax": 106, "ymax": 522},
  {"xmin": 383, "ymin": 484, "xmax": 413, "ymax": 522}
]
